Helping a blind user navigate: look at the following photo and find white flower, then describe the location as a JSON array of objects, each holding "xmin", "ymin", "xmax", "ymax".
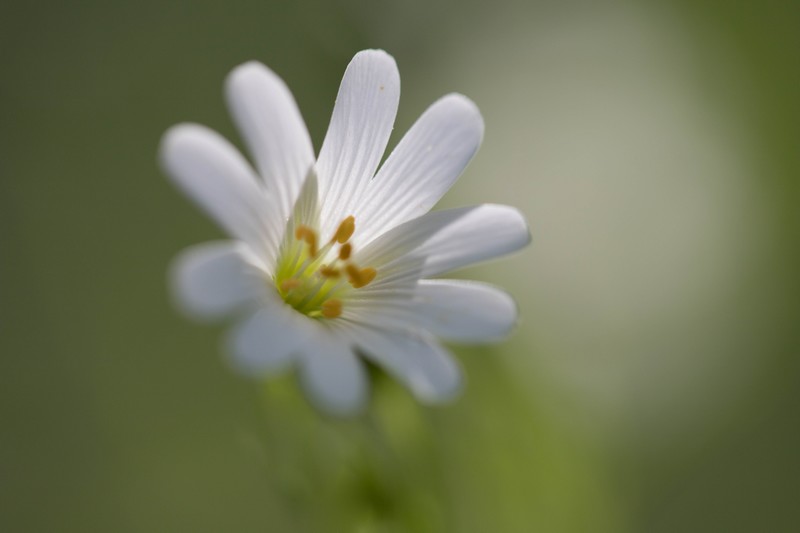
[{"xmin": 160, "ymin": 50, "xmax": 530, "ymax": 415}]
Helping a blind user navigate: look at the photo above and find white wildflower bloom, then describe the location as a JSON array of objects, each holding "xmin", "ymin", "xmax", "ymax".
[{"xmin": 161, "ymin": 50, "xmax": 530, "ymax": 415}]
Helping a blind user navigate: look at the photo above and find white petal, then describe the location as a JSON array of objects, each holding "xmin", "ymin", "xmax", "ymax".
[
  {"xmin": 225, "ymin": 61, "xmax": 315, "ymax": 222},
  {"xmin": 356, "ymin": 94, "xmax": 484, "ymax": 247},
  {"xmin": 412, "ymin": 280, "xmax": 518, "ymax": 342},
  {"xmin": 170, "ymin": 241, "xmax": 264, "ymax": 320},
  {"xmin": 316, "ymin": 50, "xmax": 400, "ymax": 235},
  {"xmin": 416, "ymin": 204, "xmax": 529, "ymax": 277},
  {"xmin": 160, "ymin": 124, "xmax": 283, "ymax": 267},
  {"xmin": 349, "ymin": 327, "xmax": 462, "ymax": 403},
  {"xmin": 357, "ymin": 207, "xmax": 472, "ymax": 278},
  {"xmin": 298, "ymin": 334, "xmax": 368, "ymax": 416},
  {"xmin": 225, "ymin": 301, "xmax": 306, "ymax": 377},
  {"xmin": 358, "ymin": 204, "xmax": 530, "ymax": 282},
  {"xmin": 339, "ymin": 297, "xmax": 421, "ymax": 332}
]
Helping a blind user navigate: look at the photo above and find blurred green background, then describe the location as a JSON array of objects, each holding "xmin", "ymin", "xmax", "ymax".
[{"xmin": 2, "ymin": 0, "xmax": 799, "ymax": 531}]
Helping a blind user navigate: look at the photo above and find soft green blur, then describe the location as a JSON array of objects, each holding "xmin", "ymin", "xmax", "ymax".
[{"xmin": 2, "ymin": 0, "xmax": 798, "ymax": 531}]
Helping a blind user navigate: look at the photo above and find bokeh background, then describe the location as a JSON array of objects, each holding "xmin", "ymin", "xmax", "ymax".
[{"xmin": 2, "ymin": 0, "xmax": 799, "ymax": 531}]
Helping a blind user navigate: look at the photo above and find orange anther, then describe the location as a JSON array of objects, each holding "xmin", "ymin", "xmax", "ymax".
[
  {"xmin": 279, "ymin": 278, "xmax": 301, "ymax": 293},
  {"xmin": 320, "ymin": 265, "xmax": 341, "ymax": 278},
  {"xmin": 345, "ymin": 264, "xmax": 362, "ymax": 286},
  {"xmin": 338, "ymin": 243, "xmax": 352, "ymax": 260},
  {"xmin": 358, "ymin": 267, "xmax": 376, "ymax": 287},
  {"xmin": 321, "ymin": 299, "xmax": 342, "ymax": 318},
  {"xmin": 346, "ymin": 264, "xmax": 377, "ymax": 289},
  {"xmin": 294, "ymin": 226, "xmax": 312, "ymax": 240},
  {"xmin": 294, "ymin": 225, "xmax": 318, "ymax": 257},
  {"xmin": 332, "ymin": 216, "xmax": 356, "ymax": 244}
]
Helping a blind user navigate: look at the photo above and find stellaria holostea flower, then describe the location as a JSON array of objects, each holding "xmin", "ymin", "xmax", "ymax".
[{"xmin": 161, "ymin": 50, "xmax": 530, "ymax": 415}]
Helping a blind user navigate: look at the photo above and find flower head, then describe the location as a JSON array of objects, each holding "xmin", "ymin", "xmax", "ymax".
[{"xmin": 161, "ymin": 50, "xmax": 530, "ymax": 415}]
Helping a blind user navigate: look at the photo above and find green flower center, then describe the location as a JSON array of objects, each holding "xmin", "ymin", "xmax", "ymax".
[{"xmin": 274, "ymin": 216, "xmax": 377, "ymax": 319}]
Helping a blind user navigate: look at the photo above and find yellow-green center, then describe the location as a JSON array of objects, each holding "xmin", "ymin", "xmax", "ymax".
[{"xmin": 274, "ymin": 216, "xmax": 376, "ymax": 319}]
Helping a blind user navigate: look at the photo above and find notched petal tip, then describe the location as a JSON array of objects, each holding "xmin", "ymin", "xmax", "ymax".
[
  {"xmin": 158, "ymin": 123, "xmax": 221, "ymax": 179},
  {"xmin": 352, "ymin": 329, "xmax": 463, "ymax": 405},
  {"xmin": 168, "ymin": 241, "xmax": 258, "ymax": 322},
  {"xmin": 438, "ymin": 92, "xmax": 485, "ymax": 136},
  {"xmin": 352, "ymin": 48, "xmax": 396, "ymax": 64},
  {"xmin": 413, "ymin": 362, "xmax": 464, "ymax": 405},
  {"xmin": 345, "ymin": 49, "xmax": 400, "ymax": 89},
  {"xmin": 415, "ymin": 280, "xmax": 520, "ymax": 343},
  {"xmin": 420, "ymin": 93, "xmax": 485, "ymax": 158},
  {"xmin": 516, "ymin": 210, "xmax": 533, "ymax": 248},
  {"xmin": 298, "ymin": 347, "xmax": 370, "ymax": 417},
  {"xmin": 226, "ymin": 59, "xmax": 270, "ymax": 78},
  {"xmin": 500, "ymin": 289, "xmax": 522, "ymax": 336},
  {"xmin": 223, "ymin": 310, "xmax": 299, "ymax": 379},
  {"xmin": 488, "ymin": 203, "xmax": 532, "ymax": 250},
  {"xmin": 224, "ymin": 60, "xmax": 280, "ymax": 97},
  {"xmin": 158, "ymin": 122, "xmax": 195, "ymax": 172}
]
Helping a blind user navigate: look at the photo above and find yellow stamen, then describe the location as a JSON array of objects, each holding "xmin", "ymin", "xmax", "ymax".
[
  {"xmin": 332, "ymin": 216, "xmax": 355, "ymax": 244},
  {"xmin": 276, "ymin": 215, "xmax": 378, "ymax": 320},
  {"xmin": 358, "ymin": 267, "xmax": 377, "ymax": 287},
  {"xmin": 295, "ymin": 225, "xmax": 318, "ymax": 257},
  {"xmin": 345, "ymin": 264, "xmax": 361, "ymax": 286},
  {"xmin": 346, "ymin": 264, "xmax": 377, "ymax": 289},
  {"xmin": 294, "ymin": 226, "xmax": 312, "ymax": 240},
  {"xmin": 319, "ymin": 265, "xmax": 341, "ymax": 278},
  {"xmin": 321, "ymin": 299, "xmax": 342, "ymax": 318},
  {"xmin": 280, "ymin": 278, "xmax": 301, "ymax": 293}
]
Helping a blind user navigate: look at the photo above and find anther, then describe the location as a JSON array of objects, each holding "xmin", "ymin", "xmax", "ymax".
[
  {"xmin": 338, "ymin": 243, "xmax": 352, "ymax": 260},
  {"xmin": 280, "ymin": 278, "xmax": 302, "ymax": 293},
  {"xmin": 319, "ymin": 265, "xmax": 341, "ymax": 278},
  {"xmin": 295, "ymin": 226, "xmax": 312, "ymax": 240},
  {"xmin": 346, "ymin": 264, "xmax": 377, "ymax": 289},
  {"xmin": 295, "ymin": 225, "xmax": 318, "ymax": 257},
  {"xmin": 332, "ymin": 216, "xmax": 356, "ymax": 244},
  {"xmin": 321, "ymin": 299, "xmax": 342, "ymax": 318},
  {"xmin": 358, "ymin": 267, "xmax": 377, "ymax": 287}
]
